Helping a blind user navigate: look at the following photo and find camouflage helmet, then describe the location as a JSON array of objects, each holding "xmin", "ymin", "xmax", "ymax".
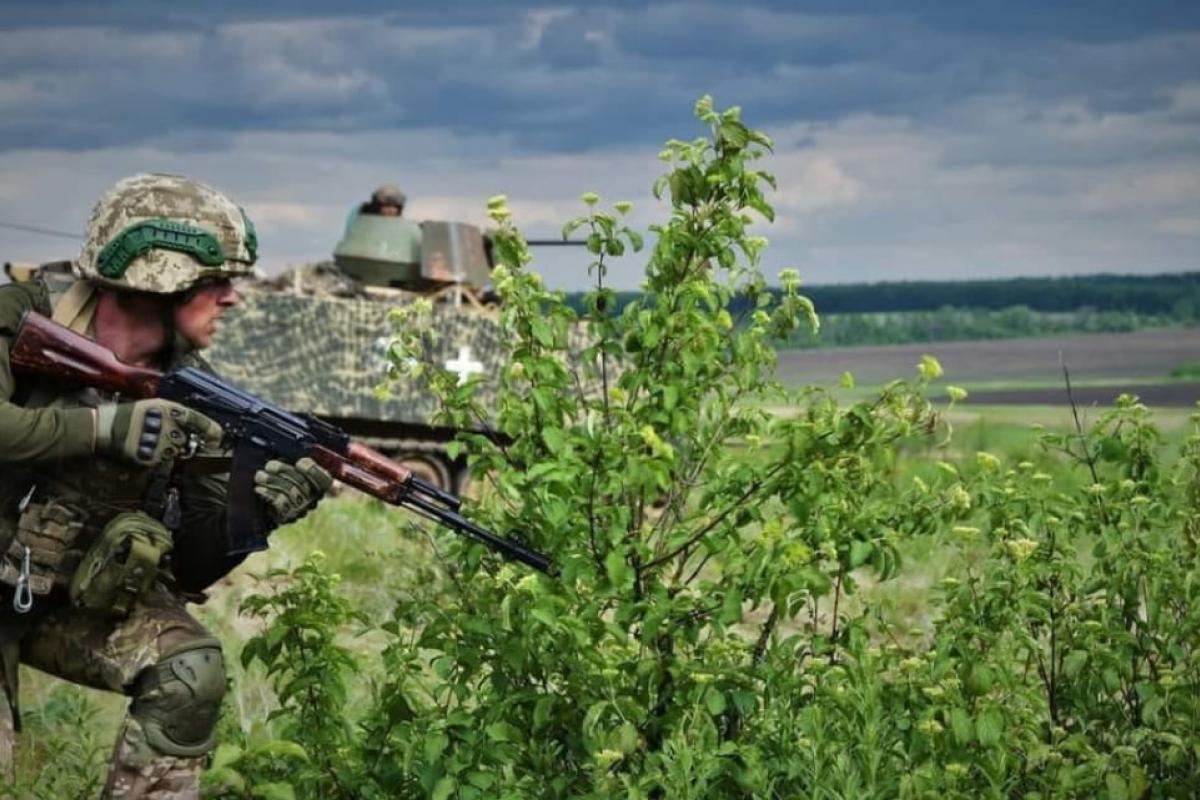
[
  {"xmin": 371, "ymin": 183, "xmax": 406, "ymax": 207},
  {"xmin": 75, "ymin": 173, "xmax": 258, "ymax": 294}
]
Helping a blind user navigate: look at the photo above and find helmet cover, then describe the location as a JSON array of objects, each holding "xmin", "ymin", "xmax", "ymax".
[{"xmin": 76, "ymin": 173, "xmax": 258, "ymax": 294}]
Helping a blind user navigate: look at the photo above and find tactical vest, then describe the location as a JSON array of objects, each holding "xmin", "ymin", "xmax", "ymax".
[{"xmin": 0, "ymin": 280, "xmax": 165, "ymax": 602}]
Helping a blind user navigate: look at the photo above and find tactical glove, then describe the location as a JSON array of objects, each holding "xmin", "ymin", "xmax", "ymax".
[
  {"xmin": 254, "ymin": 457, "xmax": 333, "ymax": 526},
  {"xmin": 96, "ymin": 399, "xmax": 225, "ymax": 467}
]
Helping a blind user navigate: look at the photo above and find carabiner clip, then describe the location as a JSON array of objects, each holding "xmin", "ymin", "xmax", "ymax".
[
  {"xmin": 17, "ymin": 484, "xmax": 36, "ymax": 514},
  {"xmin": 13, "ymin": 545, "xmax": 33, "ymax": 614}
]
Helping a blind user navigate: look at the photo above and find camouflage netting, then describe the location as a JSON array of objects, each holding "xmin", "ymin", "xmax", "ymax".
[
  {"xmin": 248, "ymin": 260, "xmax": 366, "ymax": 299},
  {"xmin": 206, "ymin": 288, "xmax": 505, "ymax": 429}
]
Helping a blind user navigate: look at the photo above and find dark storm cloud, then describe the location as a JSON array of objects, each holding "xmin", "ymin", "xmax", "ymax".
[
  {"xmin": 756, "ymin": 0, "xmax": 1200, "ymax": 42},
  {"xmin": 0, "ymin": 1, "xmax": 1195, "ymax": 153},
  {"xmin": 1, "ymin": 0, "xmax": 1197, "ymax": 286},
  {"xmin": 0, "ymin": 1, "xmax": 525, "ymax": 30}
]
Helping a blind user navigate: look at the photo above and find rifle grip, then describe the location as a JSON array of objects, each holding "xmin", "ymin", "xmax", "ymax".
[{"xmin": 226, "ymin": 442, "xmax": 272, "ymax": 555}]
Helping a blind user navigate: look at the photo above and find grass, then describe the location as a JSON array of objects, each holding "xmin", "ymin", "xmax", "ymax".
[
  {"xmin": 1169, "ymin": 360, "xmax": 1200, "ymax": 379},
  {"xmin": 816, "ymin": 375, "xmax": 1200, "ymax": 406},
  {"xmin": 9, "ymin": 395, "xmax": 1196, "ymax": 793}
]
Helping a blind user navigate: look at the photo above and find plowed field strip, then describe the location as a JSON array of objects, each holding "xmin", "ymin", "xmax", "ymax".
[{"xmin": 776, "ymin": 328, "xmax": 1200, "ymax": 388}]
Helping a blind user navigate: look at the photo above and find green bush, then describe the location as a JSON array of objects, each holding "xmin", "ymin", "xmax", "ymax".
[{"xmin": 210, "ymin": 99, "xmax": 1200, "ymax": 799}]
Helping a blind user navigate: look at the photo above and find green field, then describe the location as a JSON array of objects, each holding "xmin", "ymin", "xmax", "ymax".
[{"xmin": 9, "ymin": 389, "xmax": 1194, "ymax": 796}]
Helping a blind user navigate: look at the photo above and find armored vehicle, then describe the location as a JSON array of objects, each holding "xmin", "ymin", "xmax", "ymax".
[{"xmin": 203, "ymin": 211, "xmax": 516, "ymax": 493}]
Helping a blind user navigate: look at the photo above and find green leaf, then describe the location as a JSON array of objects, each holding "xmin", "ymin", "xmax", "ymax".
[
  {"xmin": 531, "ymin": 606, "xmax": 558, "ymax": 628},
  {"xmin": 433, "ymin": 777, "xmax": 456, "ymax": 800},
  {"xmin": 801, "ymin": 567, "xmax": 833, "ymax": 596},
  {"xmin": 209, "ymin": 743, "xmax": 243, "ymax": 771},
  {"xmin": 1105, "ymin": 772, "xmax": 1128, "ymax": 800},
  {"xmin": 542, "ymin": 427, "xmax": 565, "ymax": 454},
  {"xmin": 1128, "ymin": 766, "xmax": 1148, "ymax": 800},
  {"xmin": 468, "ymin": 771, "xmax": 497, "ymax": 790},
  {"xmin": 746, "ymin": 196, "xmax": 775, "ymax": 223},
  {"xmin": 486, "ymin": 721, "xmax": 520, "ymax": 742},
  {"xmin": 748, "ymin": 130, "xmax": 775, "ymax": 151},
  {"xmin": 705, "ymin": 688, "xmax": 727, "ymax": 716},
  {"xmin": 530, "ymin": 318, "xmax": 555, "ymax": 347},
  {"xmin": 1062, "ymin": 650, "xmax": 1089, "ymax": 678},
  {"xmin": 202, "ymin": 767, "xmax": 246, "ymax": 794},
  {"xmin": 561, "ymin": 217, "xmax": 586, "ymax": 240},
  {"xmin": 1143, "ymin": 696, "xmax": 1164, "ymax": 725},
  {"xmin": 642, "ymin": 320, "xmax": 662, "ymax": 349},
  {"xmin": 251, "ymin": 739, "xmax": 309, "ymax": 763},
  {"xmin": 949, "ymin": 708, "xmax": 972, "ymax": 746},
  {"xmin": 976, "ymin": 708, "xmax": 1003, "ymax": 747},
  {"xmin": 605, "ymin": 549, "xmax": 632, "ymax": 587},
  {"xmin": 719, "ymin": 120, "xmax": 749, "ymax": 149},
  {"xmin": 616, "ymin": 722, "xmax": 639, "ymax": 752},
  {"xmin": 720, "ymin": 589, "xmax": 744, "ymax": 625},
  {"xmin": 251, "ymin": 784, "xmax": 296, "ymax": 800},
  {"xmin": 849, "ymin": 540, "xmax": 873, "ymax": 568},
  {"xmin": 663, "ymin": 384, "xmax": 679, "ymax": 411},
  {"xmin": 967, "ymin": 664, "xmax": 994, "ymax": 695},
  {"xmin": 533, "ymin": 696, "xmax": 554, "ymax": 731},
  {"xmin": 425, "ymin": 732, "xmax": 449, "ymax": 763}
]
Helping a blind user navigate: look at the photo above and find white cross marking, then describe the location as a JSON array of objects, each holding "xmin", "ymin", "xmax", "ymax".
[{"xmin": 445, "ymin": 345, "xmax": 485, "ymax": 384}]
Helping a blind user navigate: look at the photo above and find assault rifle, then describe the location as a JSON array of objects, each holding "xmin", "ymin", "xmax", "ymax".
[{"xmin": 9, "ymin": 311, "xmax": 554, "ymax": 574}]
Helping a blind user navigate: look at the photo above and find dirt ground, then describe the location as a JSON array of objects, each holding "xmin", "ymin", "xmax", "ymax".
[
  {"xmin": 776, "ymin": 328, "xmax": 1200, "ymax": 387},
  {"xmin": 774, "ymin": 328, "xmax": 1200, "ymax": 406}
]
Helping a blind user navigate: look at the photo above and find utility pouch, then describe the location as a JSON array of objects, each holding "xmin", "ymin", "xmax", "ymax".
[
  {"xmin": 69, "ymin": 511, "xmax": 173, "ymax": 617},
  {"xmin": 1, "ymin": 498, "xmax": 87, "ymax": 600}
]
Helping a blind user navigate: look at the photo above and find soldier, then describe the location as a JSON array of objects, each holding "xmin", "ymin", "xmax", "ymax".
[
  {"xmin": 362, "ymin": 183, "xmax": 406, "ymax": 217},
  {"xmin": 0, "ymin": 173, "xmax": 332, "ymax": 798}
]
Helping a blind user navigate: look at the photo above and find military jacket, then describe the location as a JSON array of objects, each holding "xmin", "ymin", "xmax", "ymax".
[{"xmin": 0, "ymin": 279, "xmax": 243, "ymax": 596}]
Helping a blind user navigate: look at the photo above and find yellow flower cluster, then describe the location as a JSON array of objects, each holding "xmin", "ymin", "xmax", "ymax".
[{"xmin": 1006, "ymin": 537, "xmax": 1039, "ymax": 562}]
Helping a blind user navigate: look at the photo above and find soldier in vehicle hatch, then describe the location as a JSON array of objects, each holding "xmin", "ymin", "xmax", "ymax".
[
  {"xmin": 361, "ymin": 183, "xmax": 406, "ymax": 217},
  {"xmin": 0, "ymin": 173, "xmax": 332, "ymax": 798}
]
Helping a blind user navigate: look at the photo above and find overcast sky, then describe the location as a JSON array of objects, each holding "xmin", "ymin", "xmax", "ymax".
[{"xmin": 1, "ymin": 1, "xmax": 1197, "ymax": 289}]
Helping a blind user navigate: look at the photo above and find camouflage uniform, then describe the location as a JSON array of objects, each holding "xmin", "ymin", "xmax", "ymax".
[{"xmin": 0, "ymin": 174, "xmax": 265, "ymax": 799}]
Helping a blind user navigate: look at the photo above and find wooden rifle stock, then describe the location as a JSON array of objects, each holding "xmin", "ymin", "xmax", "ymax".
[
  {"xmin": 310, "ymin": 445, "xmax": 405, "ymax": 502},
  {"xmin": 10, "ymin": 310, "xmax": 163, "ymax": 398}
]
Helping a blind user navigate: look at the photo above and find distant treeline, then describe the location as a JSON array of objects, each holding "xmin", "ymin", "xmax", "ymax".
[
  {"xmin": 782, "ymin": 306, "xmax": 1181, "ymax": 349},
  {"xmin": 564, "ymin": 272, "xmax": 1200, "ymax": 318},
  {"xmin": 562, "ymin": 272, "xmax": 1200, "ymax": 349},
  {"xmin": 792, "ymin": 272, "xmax": 1200, "ymax": 316}
]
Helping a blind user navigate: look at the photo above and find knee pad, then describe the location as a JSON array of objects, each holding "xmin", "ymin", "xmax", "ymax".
[{"xmin": 129, "ymin": 637, "xmax": 226, "ymax": 758}]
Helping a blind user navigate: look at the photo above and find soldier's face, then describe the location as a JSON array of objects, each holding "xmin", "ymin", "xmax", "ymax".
[{"xmin": 174, "ymin": 279, "xmax": 240, "ymax": 348}]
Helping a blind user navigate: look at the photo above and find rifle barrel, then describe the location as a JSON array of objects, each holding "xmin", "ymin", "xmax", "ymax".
[{"xmin": 403, "ymin": 493, "xmax": 555, "ymax": 575}]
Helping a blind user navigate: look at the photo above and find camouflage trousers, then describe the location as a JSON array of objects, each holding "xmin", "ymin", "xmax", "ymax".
[{"xmin": 0, "ymin": 584, "xmax": 220, "ymax": 799}]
